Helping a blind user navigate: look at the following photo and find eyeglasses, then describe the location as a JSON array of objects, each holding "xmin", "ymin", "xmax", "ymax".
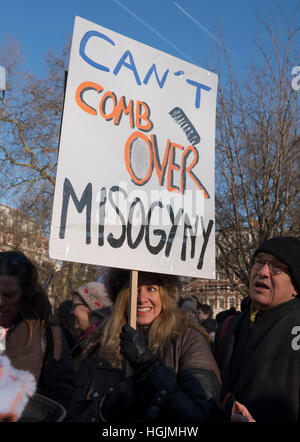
[
  {"xmin": 252, "ymin": 258, "xmax": 288, "ymax": 276},
  {"xmin": 0, "ymin": 251, "xmax": 28, "ymax": 266},
  {"xmin": 71, "ymin": 302, "xmax": 87, "ymax": 311}
]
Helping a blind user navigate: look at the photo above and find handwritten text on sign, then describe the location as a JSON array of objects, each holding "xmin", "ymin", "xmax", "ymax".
[{"xmin": 49, "ymin": 16, "xmax": 218, "ymax": 278}]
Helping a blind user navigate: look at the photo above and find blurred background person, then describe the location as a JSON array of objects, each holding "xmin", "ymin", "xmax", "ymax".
[
  {"xmin": 179, "ymin": 295, "xmax": 200, "ymax": 324},
  {"xmin": 53, "ymin": 299, "xmax": 77, "ymax": 351},
  {"xmin": 197, "ymin": 303, "xmax": 217, "ymax": 340},
  {"xmin": 71, "ymin": 281, "xmax": 113, "ymax": 372},
  {"xmin": 0, "ymin": 250, "xmax": 75, "ymax": 412},
  {"xmin": 215, "ymin": 296, "xmax": 251, "ymax": 327}
]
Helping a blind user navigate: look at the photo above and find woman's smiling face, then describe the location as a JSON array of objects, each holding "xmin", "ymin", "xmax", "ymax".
[{"xmin": 125, "ymin": 284, "xmax": 162, "ymax": 325}]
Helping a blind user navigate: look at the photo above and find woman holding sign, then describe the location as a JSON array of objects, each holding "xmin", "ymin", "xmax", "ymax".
[{"xmin": 68, "ymin": 268, "xmax": 221, "ymax": 423}]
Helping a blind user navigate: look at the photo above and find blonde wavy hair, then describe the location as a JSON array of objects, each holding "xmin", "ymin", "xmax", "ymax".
[{"xmin": 97, "ymin": 284, "xmax": 209, "ymax": 361}]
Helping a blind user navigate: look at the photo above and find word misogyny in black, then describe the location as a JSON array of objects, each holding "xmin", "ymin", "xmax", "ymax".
[{"xmin": 59, "ymin": 178, "xmax": 213, "ymax": 270}]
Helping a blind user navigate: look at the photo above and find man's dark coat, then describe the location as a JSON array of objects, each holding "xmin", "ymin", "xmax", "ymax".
[{"xmin": 215, "ymin": 298, "xmax": 300, "ymax": 421}]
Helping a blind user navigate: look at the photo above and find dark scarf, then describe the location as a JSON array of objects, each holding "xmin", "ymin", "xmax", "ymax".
[{"xmin": 77, "ymin": 320, "xmax": 102, "ymax": 344}]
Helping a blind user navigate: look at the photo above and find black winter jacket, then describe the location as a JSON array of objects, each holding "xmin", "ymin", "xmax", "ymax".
[
  {"xmin": 68, "ymin": 327, "xmax": 221, "ymax": 424},
  {"xmin": 215, "ymin": 298, "xmax": 300, "ymax": 421}
]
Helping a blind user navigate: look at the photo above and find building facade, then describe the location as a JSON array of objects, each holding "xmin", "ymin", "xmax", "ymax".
[
  {"xmin": 183, "ymin": 270, "xmax": 244, "ymax": 318},
  {"xmin": 0, "ymin": 203, "xmax": 60, "ymax": 304}
]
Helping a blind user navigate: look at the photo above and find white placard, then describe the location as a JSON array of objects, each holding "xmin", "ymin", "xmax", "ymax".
[{"xmin": 49, "ymin": 16, "xmax": 218, "ymax": 279}]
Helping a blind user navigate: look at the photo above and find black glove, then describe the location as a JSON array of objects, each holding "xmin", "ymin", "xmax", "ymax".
[{"xmin": 119, "ymin": 324, "xmax": 157, "ymax": 369}]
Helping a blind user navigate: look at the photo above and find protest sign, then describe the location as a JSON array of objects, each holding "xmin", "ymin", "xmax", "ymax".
[{"xmin": 49, "ymin": 16, "xmax": 218, "ymax": 279}]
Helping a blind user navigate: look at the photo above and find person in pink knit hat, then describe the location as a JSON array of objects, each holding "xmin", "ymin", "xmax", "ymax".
[{"xmin": 71, "ymin": 282, "xmax": 113, "ymax": 371}]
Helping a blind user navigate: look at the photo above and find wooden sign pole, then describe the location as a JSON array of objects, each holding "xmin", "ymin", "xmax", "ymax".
[
  {"xmin": 128, "ymin": 270, "xmax": 138, "ymax": 329},
  {"xmin": 126, "ymin": 269, "xmax": 138, "ymax": 376}
]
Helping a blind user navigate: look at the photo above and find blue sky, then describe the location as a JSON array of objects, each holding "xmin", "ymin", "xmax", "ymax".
[{"xmin": 1, "ymin": 0, "xmax": 299, "ymax": 80}]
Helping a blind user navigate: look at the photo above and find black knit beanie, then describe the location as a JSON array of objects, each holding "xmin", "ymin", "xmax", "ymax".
[
  {"xmin": 104, "ymin": 268, "xmax": 182, "ymax": 303},
  {"xmin": 253, "ymin": 236, "xmax": 300, "ymax": 295}
]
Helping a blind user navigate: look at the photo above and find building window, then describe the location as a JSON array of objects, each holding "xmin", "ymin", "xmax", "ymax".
[
  {"xmin": 229, "ymin": 297, "xmax": 235, "ymax": 308},
  {"xmin": 219, "ymin": 271, "xmax": 226, "ymax": 280},
  {"xmin": 6, "ymin": 218, "xmax": 13, "ymax": 228},
  {"xmin": 238, "ymin": 297, "xmax": 244, "ymax": 310},
  {"xmin": 208, "ymin": 297, "xmax": 214, "ymax": 308},
  {"xmin": 218, "ymin": 297, "xmax": 224, "ymax": 309}
]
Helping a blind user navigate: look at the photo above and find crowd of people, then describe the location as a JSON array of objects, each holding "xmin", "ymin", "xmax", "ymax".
[{"xmin": 0, "ymin": 235, "xmax": 300, "ymax": 423}]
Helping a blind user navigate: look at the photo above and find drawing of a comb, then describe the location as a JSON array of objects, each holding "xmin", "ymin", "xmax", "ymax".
[{"xmin": 169, "ymin": 107, "xmax": 200, "ymax": 146}]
